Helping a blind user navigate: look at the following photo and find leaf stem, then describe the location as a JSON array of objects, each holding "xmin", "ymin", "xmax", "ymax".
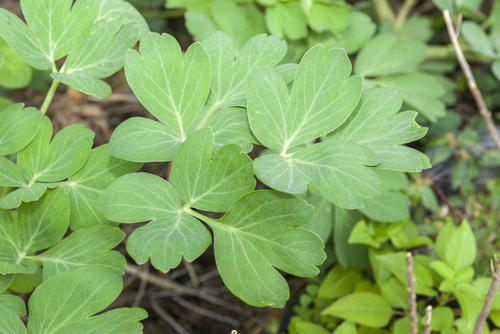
[
  {"xmin": 40, "ymin": 79, "xmax": 60, "ymax": 116},
  {"xmin": 183, "ymin": 207, "xmax": 222, "ymax": 227},
  {"xmin": 372, "ymin": 0, "xmax": 395, "ymax": 23},
  {"xmin": 394, "ymin": 0, "xmax": 415, "ymax": 32}
]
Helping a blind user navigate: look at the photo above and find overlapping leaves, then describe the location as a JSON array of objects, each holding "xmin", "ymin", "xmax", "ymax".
[
  {"xmin": 100, "ymin": 129, "xmax": 325, "ymax": 307},
  {"xmin": 0, "ymin": 0, "xmax": 148, "ymax": 97},
  {"xmin": 109, "ymin": 31, "xmax": 284, "ymax": 162},
  {"xmin": 248, "ymin": 45, "xmax": 428, "ymax": 209},
  {"xmin": 0, "ymin": 267, "xmax": 146, "ymax": 334}
]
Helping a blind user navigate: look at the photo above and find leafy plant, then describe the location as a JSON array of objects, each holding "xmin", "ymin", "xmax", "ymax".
[{"xmin": 289, "ymin": 219, "xmax": 500, "ymax": 334}]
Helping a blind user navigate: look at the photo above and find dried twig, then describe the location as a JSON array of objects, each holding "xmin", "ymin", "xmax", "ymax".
[
  {"xmin": 150, "ymin": 296, "xmax": 189, "ymax": 334},
  {"xmin": 474, "ymin": 256, "xmax": 500, "ymax": 334},
  {"xmin": 172, "ymin": 295, "xmax": 240, "ymax": 326},
  {"xmin": 125, "ymin": 264, "xmax": 197, "ymax": 295},
  {"xmin": 442, "ymin": 10, "xmax": 500, "ymax": 151},
  {"xmin": 131, "ymin": 264, "xmax": 149, "ymax": 307},
  {"xmin": 423, "ymin": 305, "xmax": 433, "ymax": 334},
  {"xmin": 183, "ymin": 259, "xmax": 200, "ymax": 289},
  {"xmin": 406, "ymin": 252, "xmax": 418, "ymax": 334},
  {"xmin": 423, "ymin": 171, "xmax": 463, "ymax": 220}
]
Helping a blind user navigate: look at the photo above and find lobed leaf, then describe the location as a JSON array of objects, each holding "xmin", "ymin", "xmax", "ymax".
[{"xmin": 0, "ymin": 104, "xmax": 42, "ymax": 156}]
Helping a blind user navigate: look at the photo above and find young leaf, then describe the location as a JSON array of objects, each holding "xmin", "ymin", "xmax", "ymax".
[
  {"xmin": 207, "ymin": 190, "xmax": 325, "ymax": 307},
  {"xmin": 0, "ymin": 38, "xmax": 32, "ymax": 89},
  {"xmin": 170, "ymin": 129, "xmax": 255, "ymax": 212},
  {"xmin": 266, "ymin": 2, "xmax": 308, "ymax": 40},
  {"xmin": 330, "ymin": 87, "xmax": 430, "ymax": 172},
  {"xmin": 62, "ymin": 144, "xmax": 141, "ymax": 230},
  {"xmin": 0, "ymin": 104, "xmax": 42, "ymax": 156},
  {"xmin": 354, "ymin": 33, "xmax": 427, "ymax": 76},
  {"xmin": 26, "ymin": 267, "xmax": 146, "ymax": 333},
  {"xmin": 322, "ymin": 292, "xmax": 393, "ymax": 327},
  {"xmin": 444, "ymin": 220, "xmax": 476, "ymax": 271}
]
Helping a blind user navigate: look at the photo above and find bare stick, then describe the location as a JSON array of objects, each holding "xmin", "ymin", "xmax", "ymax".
[
  {"xmin": 423, "ymin": 305, "xmax": 433, "ymax": 334},
  {"xmin": 125, "ymin": 264, "xmax": 197, "ymax": 295},
  {"xmin": 443, "ymin": 10, "xmax": 500, "ymax": 150},
  {"xmin": 183, "ymin": 259, "xmax": 200, "ymax": 289},
  {"xmin": 406, "ymin": 252, "xmax": 418, "ymax": 334},
  {"xmin": 132, "ymin": 264, "xmax": 149, "ymax": 307},
  {"xmin": 474, "ymin": 256, "xmax": 500, "ymax": 334}
]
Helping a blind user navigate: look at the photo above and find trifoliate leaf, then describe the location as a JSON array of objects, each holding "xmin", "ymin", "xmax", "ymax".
[
  {"xmin": 0, "ymin": 189, "xmax": 69, "ymax": 275},
  {"xmin": 248, "ymin": 45, "xmax": 362, "ymax": 154},
  {"xmin": 0, "ymin": 0, "xmax": 147, "ymax": 70},
  {"xmin": 110, "ymin": 32, "xmax": 285, "ymax": 163},
  {"xmin": 26, "ymin": 267, "xmax": 147, "ymax": 334},
  {"xmin": 330, "ymin": 87, "xmax": 430, "ymax": 172},
  {"xmin": 62, "ymin": 145, "xmax": 141, "ymax": 230},
  {"xmin": 51, "ymin": 20, "xmax": 138, "ymax": 98},
  {"xmin": 19, "ymin": 117, "xmax": 94, "ymax": 183},
  {"xmin": 111, "ymin": 32, "xmax": 211, "ymax": 161},
  {"xmin": 354, "ymin": 34, "xmax": 427, "ymax": 76},
  {"xmin": 170, "ymin": 129, "xmax": 255, "ymax": 212},
  {"xmin": 36, "ymin": 225, "xmax": 126, "ymax": 280},
  {"xmin": 0, "ymin": 38, "xmax": 32, "ymax": 88},
  {"xmin": 207, "ymin": 191, "xmax": 325, "ymax": 307},
  {"xmin": 322, "ymin": 293, "xmax": 393, "ymax": 327},
  {"xmin": 0, "ymin": 104, "xmax": 42, "ymax": 156},
  {"xmin": 98, "ymin": 172, "xmax": 212, "ymax": 272}
]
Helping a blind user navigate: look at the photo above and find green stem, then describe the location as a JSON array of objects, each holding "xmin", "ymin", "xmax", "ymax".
[
  {"xmin": 394, "ymin": 0, "xmax": 415, "ymax": 32},
  {"xmin": 184, "ymin": 207, "xmax": 223, "ymax": 228},
  {"xmin": 372, "ymin": 0, "xmax": 395, "ymax": 23},
  {"xmin": 40, "ymin": 79, "xmax": 60, "ymax": 116},
  {"xmin": 427, "ymin": 45, "xmax": 499, "ymax": 63},
  {"xmin": 482, "ymin": 0, "xmax": 500, "ymax": 29}
]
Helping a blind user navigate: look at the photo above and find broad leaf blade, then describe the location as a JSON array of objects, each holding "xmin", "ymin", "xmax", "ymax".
[
  {"xmin": 0, "ymin": 104, "xmax": 42, "ymax": 156},
  {"xmin": 209, "ymin": 191, "xmax": 325, "ymax": 307}
]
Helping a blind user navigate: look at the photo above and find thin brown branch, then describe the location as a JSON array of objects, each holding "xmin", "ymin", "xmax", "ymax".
[
  {"xmin": 125, "ymin": 264, "xmax": 197, "ymax": 295},
  {"xmin": 406, "ymin": 252, "xmax": 418, "ymax": 334},
  {"xmin": 183, "ymin": 259, "xmax": 199, "ymax": 289},
  {"xmin": 132, "ymin": 264, "xmax": 149, "ymax": 307},
  {"xmin": 423, "ymin": 171, "xmax": 463, "ymax": 220},
  {"xmin": 442, "ymin": 10, "xmax": 500, "ymax": 151},
  {"xmin": 474, "ymin": 256, "xmax": 500, "ymax": 334},
  {"xmin": 423, "ymin": 305, "xmax": 433, "ymax": 334}
]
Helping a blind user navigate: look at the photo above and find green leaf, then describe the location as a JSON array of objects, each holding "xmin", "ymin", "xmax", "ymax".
[
  {"xmin": 461, "ymin": 21, "xmax": 496, "ymax": 57},
  {"xmin": 334, "ymin": 207, "xmax": 369, "ymax": 268},
  {"xmin": 266, "ymin": 2, "xmax": 308, "ymax": 40},
  {"xmin": 197, "ymin": 32, "xmax": 286, "ymax": 118},
  {"xmin": 0, "ymin": 274, "xmax": 13, "ymax": 293},
  {"xmin": 380, "ymin": 276, "xmax": 407, "ymax": 309},
  {"xmin": 0, "ymin": 38, "xmax": 32, "ymax": 88},
  {"xmin": 26, "ymin": 267, "xmax": 146, "ymax": 334},
  {"xmin": 9, "ymin": 266, "xmax": 42, "ymax": 294},
  {"xmin": 431, "ymin": 306, "xmax": 455, "ymax": 331},
  {"xmin": 355, "ymin": 34, "xmax": 427, "ymax": 76},
  {"xmin": 36, "ymin": 226, "xmax": 125, "ymax": 280},
  {"xmin": 349, "ymin": 220, "xmax": 380, "ymax": 248},
  {"xmin": 445, "ymin": 220, "xmax": 476, "ymax": 271},
  {"xmin": 0, "ymin": 294, "xmax": 25, "ymax": 334},
  {"xmin": 371, "ymin": 72, "xmax": 447, "ymax": 122},
  {"xmin": 305, "ymin": 1, "xmax": 350, "ymax": 35},
  {"xmin": 330, "ymin": 87, "xmax": 430, "ymax": 172},
  {"xmin": 62, "ymin": 145, "xmax": 141, "ymax": 230},
  {"xmin": 303, "ymin": 193, "xmax": 333, "ymax": 242},
  {"xmin": 436, "ymin": 221, "xmax": 456, "ymax": 260},
  {"xmin": 314, "ymin": 11, "xmax": 376, "ymax": 54},
  {"xmin": 333, "ymin": 322, "xmax": 357, "ymax": 334},
  {"xmin": 248, "ymin": 45, "xmax": 362, "ymax": 154},
  {"xmin": 360, "ymin": 191, "xmax": 410, "ymax": 223},
  {"xmin": 0, "ymin": 189, "xmax": 69, "ymax": 275},
  {"xmin": 0, "ymin": 157, "xmax": 26, "ymax": 187},
  {"xmin": 322, "ymin": 292, "xmax": 393, "ymax": 327},
  {"xmin": 98, "ymin": 173, "xmax": 212, "ymax": 272},
  {"xmin": 430, "ymin": 260, "xmax": 455, "ymax": 280},
  {"xmin": 317, "ymin": 265, "xmax": 362, "ymax": 299},
  {"xmin": 19, "ymin": 118, "xmax": 94, "ymax": 183},
  {"xmin": 208, "ymin": 190, "xmax": 325, "ymax": 307},
  {"xmin": 0, "ymin": 183, "xmax": 53, "ymax": 210},
  {"xmin": 0, "ymin": 104, "xmax": 42, "ymax": 156},
  {"xmin": 170, "ymin": 129, "xmax": 255, "ymax": 212}
]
